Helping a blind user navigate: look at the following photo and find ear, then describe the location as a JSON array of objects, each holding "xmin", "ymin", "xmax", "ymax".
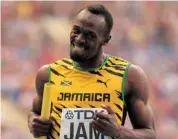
[{"xmin": 102, "ymin": 35, "xmax": 111, "ymax": 45}]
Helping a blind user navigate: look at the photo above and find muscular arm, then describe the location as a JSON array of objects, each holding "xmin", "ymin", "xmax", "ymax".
[
  {"xmin": 32, "ymin": 65, "xmax": 49, "ymax": 114},
  {"xmin": 28, "ymin": 65, "xmax": 50, "ymax": 134},
  {"xmin": 118, "ymin": 64, "xmax": 156, "ymax": 139}
]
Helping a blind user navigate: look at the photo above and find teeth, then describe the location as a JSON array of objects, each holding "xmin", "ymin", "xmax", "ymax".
[
  {"xmin": 75, "ymin": 45, "xmax": 84, "ymax": 48},
  {"xmin": 72, "ymin": 43, "xmax": 86, "ymax": 49}
]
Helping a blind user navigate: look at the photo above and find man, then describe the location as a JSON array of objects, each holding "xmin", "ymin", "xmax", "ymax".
[{"xmin": 28, "ymin": 4, "xmax": 156, "ymax": 139}]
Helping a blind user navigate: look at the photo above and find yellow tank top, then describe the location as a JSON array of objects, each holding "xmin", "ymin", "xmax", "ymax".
[{"xmin": 48, "ymin": 55, "xmax": 130, "ymax": 139}]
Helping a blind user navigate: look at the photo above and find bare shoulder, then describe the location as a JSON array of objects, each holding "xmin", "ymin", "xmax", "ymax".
[
  {"xmin": 36, "ymin": 64, "xmax": 49, "ymax": 80},
  {"xmin": 35, "ymin": 64, "xmax": 50, "ymax": 96},
  {"xmin": 125, "ymin": 64, "xmax": 149, "ymax": 103},
  {"xmin": 127, "ymin": 64, "xmax": 148, "ymax": 83}
]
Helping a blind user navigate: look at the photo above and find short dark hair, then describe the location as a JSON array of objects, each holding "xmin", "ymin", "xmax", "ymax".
[{"xmin": 77, "ymin": 4, "xmax": 113, "ymax": 36}]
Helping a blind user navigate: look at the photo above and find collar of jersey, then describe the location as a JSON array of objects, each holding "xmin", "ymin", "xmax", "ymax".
[{"xmin": 72, "ymin": 55, "xmax": 109, "ymax": 72}]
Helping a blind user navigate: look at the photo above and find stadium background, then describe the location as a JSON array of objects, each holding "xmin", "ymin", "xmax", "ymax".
[{"xmin": 1, "ymin": 1, "xmax": 178, "ymax": 139}]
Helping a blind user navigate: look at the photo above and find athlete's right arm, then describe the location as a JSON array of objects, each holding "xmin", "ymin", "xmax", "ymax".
[{"xmin": 28, "ymin": 65, "xmax": 53, "ymax": 138}]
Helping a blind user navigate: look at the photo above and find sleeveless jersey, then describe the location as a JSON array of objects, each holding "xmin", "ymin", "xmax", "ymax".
[{"xmin": 48, "ymin": 55, "xmax": 130, "ymax": 139}]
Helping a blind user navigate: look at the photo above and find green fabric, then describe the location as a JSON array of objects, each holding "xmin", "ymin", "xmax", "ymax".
[
  {"xmin": 48, "ymin": 65, "xmax": 51, "ymax": 82},
  {"xmin": 72, "ymin": 55, "xmax": 109, "ymax": 71},
  {"xmin": 122, "ymin": 62, "xmax": 131, "ymax": 107}
]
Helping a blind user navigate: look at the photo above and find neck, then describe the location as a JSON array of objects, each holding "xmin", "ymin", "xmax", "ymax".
[{"xmin": 73, "ymin": 50, "xmax": 106, "ymax": 70}]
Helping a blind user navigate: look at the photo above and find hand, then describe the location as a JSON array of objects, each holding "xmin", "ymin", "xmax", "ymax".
[
  {"xmin": 91, "ymin": 105, "xmax": 121, "ymax": 138},
  {"xmin": 28, "ymin": 111, "xmax": 55, "ymax": 138}
]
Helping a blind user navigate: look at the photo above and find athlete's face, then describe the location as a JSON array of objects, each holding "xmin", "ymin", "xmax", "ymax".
[{"xmin": 70, "ymin": 10, "xmax": 108, "ymax": 62}]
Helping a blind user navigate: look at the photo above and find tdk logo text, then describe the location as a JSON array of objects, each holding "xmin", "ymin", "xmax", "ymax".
[{"xmin": 74, "ymin": 110, "xmax": 99, "ymax": 120}]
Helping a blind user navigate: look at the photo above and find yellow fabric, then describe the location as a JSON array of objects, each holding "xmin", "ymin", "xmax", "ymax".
[{"xmin": 49, "ymin": 55, "xmax": 130, "ymax": 139}]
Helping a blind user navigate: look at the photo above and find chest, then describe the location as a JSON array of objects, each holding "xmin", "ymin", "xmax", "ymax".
[{"xmin": 51, "ymin": 69, "xmax": 123, "ymax": 93}]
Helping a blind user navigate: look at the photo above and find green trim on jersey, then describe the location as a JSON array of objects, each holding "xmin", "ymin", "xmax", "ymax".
[
  {"xmin": 122, "ymin": 62, "xmax": 131, "ymax": 107},
  {"xmin": 48, "ymin": 65, "xmax": 51, "ymax": 82},
  {"xmin": 72, "ymin": 55, "xmax": 109, "ymax": 72}
]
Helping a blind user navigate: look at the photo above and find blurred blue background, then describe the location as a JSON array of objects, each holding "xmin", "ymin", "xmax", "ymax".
[{"xmin": 1, "ymin": 1, "xmax": 178, "ymax": 139}]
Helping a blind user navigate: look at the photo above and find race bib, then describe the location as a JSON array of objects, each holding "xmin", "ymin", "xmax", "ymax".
[{"xmin": 60, "ymin": 108, "xmax": 109, "ymax": 139}]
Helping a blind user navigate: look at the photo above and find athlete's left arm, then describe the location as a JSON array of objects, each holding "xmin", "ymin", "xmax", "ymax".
[
  {"xmin": 92, "ymin": 64, "xmax": 156, "ymax": 139},
  {"xmin": 116, "ymin": 64, "xmax": 156, "ymax": 139}
]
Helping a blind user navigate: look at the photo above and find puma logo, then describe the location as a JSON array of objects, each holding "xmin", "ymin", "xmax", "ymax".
[{"xmin": 97, "ymin": 79, "xmax": 110, "ymax": 87}]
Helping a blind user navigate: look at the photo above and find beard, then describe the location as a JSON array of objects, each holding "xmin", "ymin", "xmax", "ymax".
[
  {"xmin": 70, "ymin": 50, "xmax": 89, "ymax": 62},
  {"xmin": 70, "ymin": 45, "xmax": 102, "ymax": 62}
]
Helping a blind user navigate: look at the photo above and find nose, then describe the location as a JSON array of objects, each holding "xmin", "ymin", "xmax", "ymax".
[{"xmin": 75, "ymin": 34, "xmax": 86, "ymax": 44}]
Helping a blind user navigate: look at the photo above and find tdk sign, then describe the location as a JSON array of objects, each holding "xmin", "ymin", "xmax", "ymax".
[
  {"xmin": 63, "ymin": 108, "xmax": 106, "ymax": 121},
  {"xmin": 60, "ymin": 108, "xmax": 109, "ymax": 139},
  {"xmin": 74, "ymin": 110, "xmax": 98, "ymax": 120}
]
